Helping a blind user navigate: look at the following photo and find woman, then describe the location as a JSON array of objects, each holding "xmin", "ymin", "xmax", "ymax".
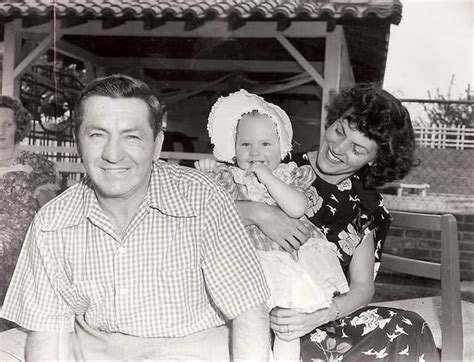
[
  {"xmin": 0, "ymin": 96, "xmax": 59, "ymax": 308},
  {"xmin": 238, "ymin": 83, "xmax": 440, "ymax": 361}
]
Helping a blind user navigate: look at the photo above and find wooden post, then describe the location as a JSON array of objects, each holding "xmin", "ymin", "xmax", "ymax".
[
  {"xmin": 320, "ymin": 25, "xmax": 344, "ymax": 145},
  {"xmin": 2, "ymin": 20, "xmax": 22, "ymax": 97}
]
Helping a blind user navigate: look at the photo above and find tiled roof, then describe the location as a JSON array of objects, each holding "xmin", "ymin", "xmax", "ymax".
[{"xmin": 0, "ymin": 0, "xmax": 402, "ymax": 25}]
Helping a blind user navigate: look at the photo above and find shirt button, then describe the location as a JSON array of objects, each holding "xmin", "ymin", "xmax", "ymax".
[
  {"xmin": 119, "ymin": 288, "xmax": 128, "ymax": 296},
  {"xmin": 117, "ymin": 247, "xmax": 126, "ymax": 255}
]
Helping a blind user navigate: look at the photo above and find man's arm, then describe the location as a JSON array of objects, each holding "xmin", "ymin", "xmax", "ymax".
[
  {"xmin": 230, "ymin": 303, "xmax": 269, "ymax": 362},
  {"xmin": 26, "ymin": 331, "xmax": 73, "ymax": 362}
]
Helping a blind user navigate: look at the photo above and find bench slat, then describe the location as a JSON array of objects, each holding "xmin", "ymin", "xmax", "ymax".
[{"xmin": 380, "ymin": 211, "xmax": 463, "ymax": 361}]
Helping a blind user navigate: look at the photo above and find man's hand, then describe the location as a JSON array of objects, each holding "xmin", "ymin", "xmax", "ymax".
[
  {"xmin": 194, "ymin": 158, "xmax": 217, "ymax": 172},
  {"xmin": 270, "ymin": 307, "xmax": 331, "ymax": 342}
]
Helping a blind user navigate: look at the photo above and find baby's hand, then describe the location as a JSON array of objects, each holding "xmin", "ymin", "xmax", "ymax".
[
  {"xmin": 247, "ymin": 161, "xmax": 273, "ymax": 183},
  {"xmin": 194, "ymin": 158, "xmax": 217, "ymax": 172}
]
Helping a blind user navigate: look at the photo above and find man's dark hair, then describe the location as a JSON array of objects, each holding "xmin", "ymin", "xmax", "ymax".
[
  {"xmin": 325, "ymin": 83, "xmax": 416, "ymax": 188},
  {"xmin": 73, "ymin": 74, "xmax": 163, "ymax": 139}
]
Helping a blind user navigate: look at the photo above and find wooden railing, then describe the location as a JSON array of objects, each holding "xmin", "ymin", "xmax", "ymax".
[
  {"xmin": 414, "ymin": 124, "xmax": 474, "ymax": 149},
  {"xmin": 18, "ymin": 144, "xmax": 214, "ymax": 186}
]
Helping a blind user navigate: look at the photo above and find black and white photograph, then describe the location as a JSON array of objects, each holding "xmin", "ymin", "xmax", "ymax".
[{"xmin": 0, "ymin": 1, "xmax": 472, "ymax": 361}]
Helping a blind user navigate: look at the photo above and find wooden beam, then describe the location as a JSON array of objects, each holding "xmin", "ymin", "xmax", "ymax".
[
  {"xmin": 19, "ymin": 22, "xmax": 51, "ymax": 35},
  {"xmin": 275, "ymin": 32, "xmax": 325, "ymax": 89},
  {"xmin": 21, "ymin": 20, "xmax": 328, "ymax": 38},
  {"xmin": 143, "ymin": 15, "xmax": 166, "ymax": 30},
  {"xmin": 102, "ymin": 17, "xmax": 126, "ymax": 30},
  {"xmin": 56, "ymin": 39, "xmax": 104, "ymax": 65},
  {"xmin": 13, "ymin": 22, "xmax": 64, "ymax": 79},
  {"xmin": 61, "ymin": 16, "xmax": 89, "ymax": 29},
  {"xmin": 83, "ymin": 61, "xmax": 95, "ymax": 82},
  {"xmin": 22, "ymin": 17, "xmax": 51, "ymax": 29},
  {"xmin": 339, "ymin": 27, "xmax": 355, "ymax": 90},
  {"xmin": 24, "ymin": 71, "xmax": 81, "ymax": 96},
  {"xmin": 184, "ymin": 15, "xmax": 206, "ymax": 31},
  {"xmin": 148, "ymin": 79, "xmax": 322, "ymax": 96},
  {"xmin": 320, "ymin": 25, "xmax": 344, "ymax": 143},
  {"xmin": 2, "ymin": 20, "xmax": 22, "ymax": 97},
  {"xmin": 106, "ymin": 57, "xmax": 323, "ymax": 74}
]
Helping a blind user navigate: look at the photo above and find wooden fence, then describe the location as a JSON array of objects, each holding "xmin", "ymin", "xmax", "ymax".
[
  {"xmin": 18, "ymin": 144, "xmax": 212, "ymax": 187},
  {"xmin": 414, "ymin": 125, "xmax": 474, "ymax": 149}
]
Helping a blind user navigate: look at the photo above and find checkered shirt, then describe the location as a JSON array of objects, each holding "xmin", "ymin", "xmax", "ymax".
[{"xmin": 2, "ymin": 161, "xmax": 269, "ymax": 337}]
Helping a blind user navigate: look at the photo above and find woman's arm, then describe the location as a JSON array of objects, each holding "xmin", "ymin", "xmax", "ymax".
[
  {"xmin": 328, "ymin": 230, "xmax": 376, "ymax": 314},
  {"xmin": 270, "ymin": 231, "xmax": 376, "ymax": 341},
  {"xmin": 235, "ymin": 201, "xmax": 310, "ymax": 252}
]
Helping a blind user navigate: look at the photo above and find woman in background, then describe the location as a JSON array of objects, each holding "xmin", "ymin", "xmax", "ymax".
[{"xmin": 0, "ymin": 96, "xmax": 59, "ymax": 313}]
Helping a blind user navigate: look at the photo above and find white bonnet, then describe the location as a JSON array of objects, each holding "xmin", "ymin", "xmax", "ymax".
[{"xmin": 207, "ymin": 89, "xmax": 293, "ymax": 163}]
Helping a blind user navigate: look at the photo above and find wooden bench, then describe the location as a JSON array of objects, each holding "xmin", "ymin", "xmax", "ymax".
[
  {"xmin": 371, "ymin": 211, "xmax": 469, "ymax": 361},
  {"xmin": 381, "ymin": 181, "xmax": 431, "ymax": 197},
  {"xmin": 1, "ymin": 211, "xmax": 471, "ymax": 361}
]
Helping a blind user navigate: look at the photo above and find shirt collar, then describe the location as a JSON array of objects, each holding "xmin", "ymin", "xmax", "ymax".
[
  {"xmin": 41, "ymin": 161, "xmax": 195, "ymax": 232},
  {"xmin": 148, "ymin": 161, "xmax": 196, "ymax": 217},
  {"xmin": 39, "ymin": 178, "xmax": 95, "ymax": 231}
]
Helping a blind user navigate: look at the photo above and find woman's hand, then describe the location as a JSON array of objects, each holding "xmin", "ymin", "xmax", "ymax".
[
  {"xmin": 239, "ymin": 202, "xmax": 310, "ymax": 252},
  {"xmin": 270, "ymin": 307, "xmax": 331, "ymax": 342}
]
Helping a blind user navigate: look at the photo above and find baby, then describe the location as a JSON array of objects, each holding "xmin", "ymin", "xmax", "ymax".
[{"xmin": 196, "ymin": 89, "xmax": 349, "ymax": 361}]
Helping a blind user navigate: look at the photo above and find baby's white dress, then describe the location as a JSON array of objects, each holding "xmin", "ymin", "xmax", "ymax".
[{"xmin": 210, "ymin": 161, "xmax": 349, "ymax": 312}]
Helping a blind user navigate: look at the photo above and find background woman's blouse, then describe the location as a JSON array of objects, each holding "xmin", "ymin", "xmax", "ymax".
[{"xmin": 0, "ymin": 150, "xmax": 60, "ymax": 303}]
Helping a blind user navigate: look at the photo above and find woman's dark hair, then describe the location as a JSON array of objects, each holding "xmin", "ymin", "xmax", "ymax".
[
  {"xmin": 0, "ymin": 95, "xmax": 32, "ymax": 144},
  {"xmin": 73, "ymin": 74, "xmax": 163, "ymax": 140},
  {"xmin": 325, "ymin": 83, "xmax": 415, "ymax": 188}
]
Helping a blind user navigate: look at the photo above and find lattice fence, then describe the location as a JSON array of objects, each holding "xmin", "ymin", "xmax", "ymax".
[{"xmin": 380, "ymin": 99, "xmax": 473, "ymax": 215}]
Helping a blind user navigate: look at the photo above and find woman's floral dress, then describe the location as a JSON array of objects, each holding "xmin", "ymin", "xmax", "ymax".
[
  {"xmin": 292, "ymin": 153, "xmax": 440, "ymax": 362},
  {"xmin": 0, "ymin": 150, "xmax": 60, "ymax": 305}
]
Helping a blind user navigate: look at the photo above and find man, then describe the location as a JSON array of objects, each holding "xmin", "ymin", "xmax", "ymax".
[{"xmin": 2, "ymin": 75, "xmax": 270, "ymax": 361}]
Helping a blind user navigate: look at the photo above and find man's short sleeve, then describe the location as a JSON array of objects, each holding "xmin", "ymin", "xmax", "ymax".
[
  {"xmin": 2, "ymin": 215, "xmax": 74, "ymax": 332},
  {"xmin": 201, "ymin": 189, "xmax": 269, "ymax": 320}
]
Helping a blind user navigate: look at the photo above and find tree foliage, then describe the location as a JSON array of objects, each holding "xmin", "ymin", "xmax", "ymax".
[{"xmin": 424, "ymin": 76, "xmax": 473, "ymax": 127}]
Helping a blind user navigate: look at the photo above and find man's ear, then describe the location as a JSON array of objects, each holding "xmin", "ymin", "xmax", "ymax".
[
  {"xmin": 153, "ymin": 131, "xmax": 164, "ymax": 161},
  {"xmin": 73, "ymin": 132, "xmax": 82, "ymax": 158}
]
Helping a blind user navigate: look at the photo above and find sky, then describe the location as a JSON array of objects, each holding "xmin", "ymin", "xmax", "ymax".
[{"xmin": 384, "ymin": 0, "xmax": 473, "ymax": 100}]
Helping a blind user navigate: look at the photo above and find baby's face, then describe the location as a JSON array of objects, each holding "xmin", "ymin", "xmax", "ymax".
[{"xmin": 235, "ymin": 114, "xmax": 281, "ymax": 171}]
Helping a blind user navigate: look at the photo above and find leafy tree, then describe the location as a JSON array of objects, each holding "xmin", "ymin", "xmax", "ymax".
[{"xmin": 424, "ymin": 75, "xmax": 473, "ymax": 127}]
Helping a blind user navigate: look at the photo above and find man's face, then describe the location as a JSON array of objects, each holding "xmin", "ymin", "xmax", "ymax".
[{"xmin": 77, "ymin": 96, "xmax": 163, "ymax": 203}]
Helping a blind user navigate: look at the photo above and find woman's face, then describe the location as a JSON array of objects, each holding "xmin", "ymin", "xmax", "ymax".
[
  {"xmin": 0, "ymin": 107, "xmax": 16, "ymax": 151},
  {"xmin": 317, "ymin": 113, "xmax": 378, "ymax": 184}
]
